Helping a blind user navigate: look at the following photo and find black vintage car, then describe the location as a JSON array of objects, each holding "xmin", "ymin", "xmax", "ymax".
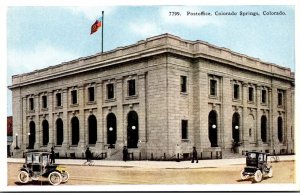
[
  {"xmin": 18, "ymin": 150, "xmax": 69, "ymax": 185},
  {"xmin": 240, "ymin": 151, "xmax": 273, "ymax": 182}
]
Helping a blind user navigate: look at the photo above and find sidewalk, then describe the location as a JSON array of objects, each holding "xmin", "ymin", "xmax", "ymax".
[{"xmin": 7, "ymin": 155, "xmax": 295, "ymax": 169}]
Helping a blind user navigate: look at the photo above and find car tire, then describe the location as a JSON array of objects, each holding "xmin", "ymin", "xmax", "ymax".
[
  {"xmin": 18, "ymin": 171, "xmax": 29, "ymax": 184},
  {"xmin": 254, "ymin": 170, "xmax": 263, "ymax": 182},
  {"xmin": 267, "ymin": 167, "xmax": 273, "ymax": 178},
  {"xmin": 240, "ymin": 169, "xmax": 247, "ymax": 180},
  {"xmin": 48, "ymin": 171, "xmax": 62, "ymax": 185},
  {"xmin": 61, "ymin": 171, "xmax": 69, "ymax": 183}
]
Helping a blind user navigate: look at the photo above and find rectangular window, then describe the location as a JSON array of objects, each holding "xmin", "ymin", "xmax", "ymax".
[
  {"xmin": 29, "ymin": 98, "xmax": 34, "ymax": 110},
  {"xmin": 107, "ymin": 83, "xmax": 114, "ymax": 99},
  {"xmin": 181, "ymin": 120, "xmax": 188, "ymax": 140},
  {"xmin": 128, "ymin": 79, "xmax": 136, "ymax": 96},
  {"xmin": 210, "ymin": 79, "xmax": 217, "ymax": 96},
  {"xmin": 262, "ymin": 89, "xmax": 267, "ymax": 103},
  {"xmin": 234, "ymin": 84, "xmax": 239, "ymax": 99},
  {"xmin": 180, "ymin": 76, "xmax": 187, "ymax": 93},
  {"xmin": 56, "ymin": 93, "xmax": 62, "ymax": 107},
  {"xmin": 42, "ymin": 95, "xmax": 47, "ymax": 108},
  {"xmin": 88, "ymin": 87, "xmax": 95, "ymax": 102},
  {"xmin": 71, "ymin": 90, "xmax": 77, "ymax": 104},
  {"xmin": 278, "ymin": 92, "xmax": 283, "ymax": 106},
  {"xmin": 248, "ymin": 87, "xmax": 254, "ymax": 102}
]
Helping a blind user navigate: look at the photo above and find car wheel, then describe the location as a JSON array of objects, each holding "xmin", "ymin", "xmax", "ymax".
[
  {"xmin": 254, "ymin": 170, "xmax": 263, "ymax": 183},
  {"xmin": 48, "ymin": 171, "xmax": 62, "ymax": 185},
  {"xmin": 18, "ymin": 171, "xmax": 29, "ymax": 184},
  {"xmin": 61, "ymin": 171, "xmax": 69, "ymax": 183},
  {"xmin": 240, "ymin": 169, "xmax": 247, "ymax": 180},
  {"xmin": 267, "ymin": 167, "xmax": 273, "ymax": 178}
]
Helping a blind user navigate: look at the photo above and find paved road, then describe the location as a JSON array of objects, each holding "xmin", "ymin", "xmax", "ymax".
[{"xmin": 7, "ymin": 155, "xmax": 295, "ymax": 186}]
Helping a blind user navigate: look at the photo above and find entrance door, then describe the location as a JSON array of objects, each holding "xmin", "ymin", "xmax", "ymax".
[
  {"xmin": 208, "ymin": 110, "xmax": 218, "ymax": 147},
  {"xmin": 29, "ymin": 121, "xmax": 36, "ymax": 149},
  {"xmin": 107, "ymin": 113, "xmax": 117, "ymax": 147},
  {"xmin": 127, "ymin": 111, "xmax": 139, "ymax": 148}
]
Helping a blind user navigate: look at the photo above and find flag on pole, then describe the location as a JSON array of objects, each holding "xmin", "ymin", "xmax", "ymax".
[{"xmin": 90, "ymin": 17, "xmax": 102, "ymax": 35}]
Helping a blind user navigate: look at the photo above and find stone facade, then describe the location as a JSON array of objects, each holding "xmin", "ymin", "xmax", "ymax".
[{"xmin": 9, "ymin": 34, "xmax": 295, "ymax": 159}]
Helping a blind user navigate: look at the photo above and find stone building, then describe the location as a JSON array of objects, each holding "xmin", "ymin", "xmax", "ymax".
[{"xmin": 9, "ymin": 34, "xmax": 295, "ymax": 159}]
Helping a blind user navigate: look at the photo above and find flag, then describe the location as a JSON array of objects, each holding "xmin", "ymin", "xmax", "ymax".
[{"xmin": 90, "ymin": 17, "xmax": 102, "ymax": 35}]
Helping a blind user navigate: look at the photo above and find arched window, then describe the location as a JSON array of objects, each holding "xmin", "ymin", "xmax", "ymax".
[
  {"xmin": 208, "ymin": 111, "xmax": 218, "ymax": 147},
  {"xmin": 88, "ymin": 115, "xmax": 97, "ymax": 144},
  {"xmin": 232, "ymin": 113, "xmax": 240, "ymax": 143},
  {"xmin": 278, "ymin": 117, "xmax": 283, "ymax": 143},
  {"xmin": 261, "ymin": 115, "xmax": 267, "ymax": 143},
  {"xmin": 71, "ymin": 117, "xmax": 79, "ymax": 145},
  {"xmin": 56, "ymin": 118, "xmax": 63, "ymax": 145},
  {"xmin": 107, "ymin": 113, "xmax": 117, "ymax": 147},
  {"xmin": 29, "ymin": 121, "xmax": 36, "ymax": 149},
  {"xmin": 127, "ymin": 111, "xmax": 139, "ymax": 148},
  {"xmin": 42, "ymin": 120, "xmax": 49, "ymax": 146}
]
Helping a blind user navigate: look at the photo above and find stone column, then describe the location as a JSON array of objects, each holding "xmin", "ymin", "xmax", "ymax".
[
  {"xmin": 48, "ymin": 91, "xmax": 54, "ymax": 148},
  {"xmin": 95, "ymin": 82, "xmax": 104, "ymax": 150},
  {"xmin": 34, "ymin": 94, "xmax": 40, "ymax": 149},
  {"xmin": 269, "ymin": 88, "xmax": 275, "ymax": 148},
  {"xmin": 62, "ymin": 88, "xmax": 69, "ymax": 149},
  {"xmin": 256, "ymin": 86, "xmax": 262, "ymax": 145},
  {"xmin": 116, "ymin": 78, "xmax": 124, "ymax": 147},
  {"xmin": 242, "ymin": 82, "xmax": 249, "ymax": 146},
  {"xmin": 138, "ymin": 73, "xmax": 147, "ymax": 142},
  {"xmin": 78, "ymin": 85, "xmax": 85, "ymax": 150},
  {"xmin": 222, "ymin": 77, "xmax": 232, "ymax": 149}
]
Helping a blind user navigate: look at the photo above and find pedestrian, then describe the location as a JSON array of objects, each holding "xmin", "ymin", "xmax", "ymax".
[
  {"xmin": 191, "ymin": 146, "xmax": 198, "ymax": 163},
  {"xmin": 175, "ymin": 144, "xmax": 181, "ymax": 162},
  {"xmin": 50, "ymin": 147, "xmax": 55, "ymax": 164},
  {"xmin": 123, "ymin": 146, "xmax": 128, "ymax": 161},
  {"xmin": 85, "ymin": 147, "xmax": 92, "ymax": 162}
]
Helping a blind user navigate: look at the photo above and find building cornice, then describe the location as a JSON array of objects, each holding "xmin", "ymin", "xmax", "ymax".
[{"xmin": 8, "ymin": 33, "xmax": 294, "ymax": 89}]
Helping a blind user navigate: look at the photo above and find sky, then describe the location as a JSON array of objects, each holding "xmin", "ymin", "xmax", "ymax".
[{"xmin": 6, "ymin": 5, "xmax": 295, "ymax": 115}]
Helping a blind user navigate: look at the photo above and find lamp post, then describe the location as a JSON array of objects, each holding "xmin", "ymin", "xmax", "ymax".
[
  {"xmin": 108, "ymin": 127, "xmax": 113, "ymax": 148},
  {"xmin": 27, "ymin": 133, "xmax": 31, "ymax": 149},
  {"xmin": 15, "ymin": 133, "xmax": 19, "ymax": 149}
]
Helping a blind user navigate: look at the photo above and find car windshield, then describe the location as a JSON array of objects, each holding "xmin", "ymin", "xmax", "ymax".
[
  {"xmin": 26, "ymin": 154, "xmax": 32, "ymax": 163},
  {"xmin": 248, "ymin": 153, "xmax": 256, "ymax": 159},
  {"xmin": 32, "ymin": 154, "xmax": 40, "ymax": 163}
]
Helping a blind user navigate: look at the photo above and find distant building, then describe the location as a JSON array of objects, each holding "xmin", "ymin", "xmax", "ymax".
[
  {"xmin": 7, "ymin": 116, "xmax": 13, "ymax": 157},
  {"xmin": 8, "ymin": 34, "xmax": 295, "ymax": 159}
]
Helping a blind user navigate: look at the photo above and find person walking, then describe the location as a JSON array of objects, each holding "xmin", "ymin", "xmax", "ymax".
[
  {"xmin": 85, "ymin": 147, "xmax": 92, "ymax": 162},
  {"xmin": 123, "ymin": 146, "xmax": 128, "ymax": 161},
  {"xmin": 191, "ymin": 146, "xmax": 198, "ymax": 163},
  {"xmin": 50, "ymin": 147, "xmax": 55, "ymax": 164}
]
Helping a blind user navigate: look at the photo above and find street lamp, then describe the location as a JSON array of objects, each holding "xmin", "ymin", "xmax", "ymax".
[
  {"xmin": 15, "ymin": 133, "xmax": 19, "ymax": 149},
  {"xmin": 235, "ymin": 126, "xmax": 239, "ymax": 130},
  {"xmin": 212, "ymin": 124, "xmax": 216, "ymax": 129},
  {"xmin": 109, "ymin": 127, "xmax": 113, "ymax": 131},
  {"xmin": 132, "ymin": 126, "xmax": 136, "ymax": 130},
  {"xmin": 27, "ymin": 133, "xmax": 31, "ymax": 149}
]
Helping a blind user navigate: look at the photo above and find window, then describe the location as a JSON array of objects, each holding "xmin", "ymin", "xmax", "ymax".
[
  {"xmin": 107, "ymin": 83, "xmax": 114, "ymax": 99},
  {"xmin": 210, "ymin": 79, "xmax": 217, "ymax": 96},
  {"xmin": 42, "ymin": 95, "xmax": 47, "ymax": 108},
  {"xmin": 261, "ymin": 89, "xmax": 267, "ymax": 103},
  {"xmin": 278, "ymin": 92, "xmax": 283, "ymax": 106},
  {"xmin": 29, "ymin": 98, "xmax": 34, "ymax": 110},
  {"xmin": 56, "ymin": 93, "xmax": 62, "ymax": 107},
  {"xmin": 88, "ymin": 87, "xmax": 95, "ymax": 102},
  {"xmin": 181, "ymin": 120, "xmax": 188, "ymax": 140},
  {"xmin": 233, "ymin": 84, "xmax": 239, "ymax": 99},
  {"xmin": 248, "ymin": 87, "xmax": 254, "ymax": 102},
  {"xmin": 71, "ymin": 90, "xmax": 77, "ymax": 104},
  {"xmin": 180, "ymin": 76, "xmax": 187, "ymax": 93},
  {"xmin": 128, "ymin": 79, "xmax": 136, "ymax": 96}
]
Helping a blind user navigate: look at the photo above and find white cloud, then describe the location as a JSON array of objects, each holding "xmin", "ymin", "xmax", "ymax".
[
  {"xmin": 160, "ymin": 6, "xmax": 223, "ymax": 27},
  {"xmin": 8, "ymin": 42, "xmax": 78, "ymax": 76},
  {"xmin": 64, "ymin": 6, "xmax": 117, "ymax": 21},
  {"xmin": 128, "ymin": 22, "xmax": 162, "ymax": 38}
]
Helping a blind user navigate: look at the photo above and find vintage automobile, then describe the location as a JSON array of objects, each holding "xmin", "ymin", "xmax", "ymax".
[
  {"xmin": 240, "ymin": 151, "xmax": 273, "ymax": 182},
  {"xmin": 18, "ymin": 150, "xmax": 69, "ymax": 185}
]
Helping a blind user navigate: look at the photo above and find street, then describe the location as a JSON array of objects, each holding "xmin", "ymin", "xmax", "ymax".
[{"xmin": 7, "ymin": 160, "xmax": 294, "ymax": 185}]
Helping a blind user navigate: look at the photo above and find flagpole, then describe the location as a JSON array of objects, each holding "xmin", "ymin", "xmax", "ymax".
[{"xmin": 102, "ymin": 11, "xmax": 104, "ymax": 53}]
